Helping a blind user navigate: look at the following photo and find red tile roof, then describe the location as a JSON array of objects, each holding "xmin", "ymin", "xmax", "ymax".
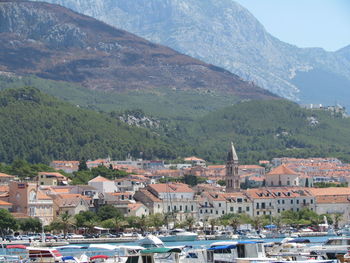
[
  {"xmin": 267, "ymin": 165, "xmax": 299, "ymax": 175},
  {"xmin": 89, "ymin": 176, "xmax": 112, "ymax": 182}
]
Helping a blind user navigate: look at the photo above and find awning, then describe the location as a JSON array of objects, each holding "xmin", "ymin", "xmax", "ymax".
[
  {"xmin": 94, "ymin": 226, "xmax": 109, "ymax": 230},
  {"xmin": 265, "ymin": 224, "xmax": 277, "ymax": 229},
  {"xmin": 208, "ymin": 244, "xmax": 236, "ymax": 250},
  {"xmin": 140, "ymin": 247, "xmax": 182, "ymax": 254},
  {"xmin": 62, "ymin": 256, "xmax": 76, "ymax": 261},
  {"xmin": 6, "ymin": 245, "xmax": 27, "ymax": 249},
  {"xmin": 90, "ymin": 255, "xmax": 109, "ymax": 260}
]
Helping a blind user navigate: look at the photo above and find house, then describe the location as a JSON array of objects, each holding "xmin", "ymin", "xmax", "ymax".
[
  {"xmin": 51, "ymin": 193, "xmax": 92, "ymax": 217},
  {"xmin": 266, "ymin": 165, "xmax": 302, "ymax": 187},
  {"xmin": 8, "ymin": 182, "xmax": 54, "ymax": 225},
  {"xmin": 0, "ymin": 200, "xmax": 12, "ymax": 211},
  {"xmin": 308, "ymin": 187, "xmax": 350, "ymax": 226},
  {"xmin": 0, "ymin": 173, "xmax": 15, "ymax": 185},
  {"xmin": 127, "ymin": 202, "xmax": 149, "ymax": 217},
  {"xmin": 184, "ymin": 156, "xmax": 206, "ymax": 167},
  {"xmin": 88, "ymin": 176, "xmax": 118, "ymax": 193},
  {"xmin": 37, "ymin": 172, "xmax": 69, "ymax": 186}
]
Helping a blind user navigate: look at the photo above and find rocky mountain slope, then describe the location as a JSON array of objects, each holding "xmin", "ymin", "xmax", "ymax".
[
  {"xmin": 0, "ymin": 0, "xmax": 275, "ymax": 101},
  {"xmin": 37, "ymin": 0, "xmax": 350, "ymax": 107}
]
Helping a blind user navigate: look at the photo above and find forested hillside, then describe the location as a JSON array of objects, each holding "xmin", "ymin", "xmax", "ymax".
[
  {"xmin": 184, "ymin": 100, "xmax": 350, "ymax": 163},
  {"xmin": 0, "ymin": 87, "xmax": 185, "ymax": 163}
]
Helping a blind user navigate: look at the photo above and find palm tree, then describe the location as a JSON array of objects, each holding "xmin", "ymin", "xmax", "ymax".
[
  {"xmin": 147, "ymin": 213, "xmax": 165, "ymax": 231},
  {"xmin": 101, "ymin": 217, "xmax": 127, "ymax": 233},
  {"xmin": 228, "ymin": 215, "xmax": 241, "ymax": 233},
  {"xmin": 209, "ymin": 218, "xmax": 218, "ymax": 234},
  {"xmin": 251, "ymin": 216, "xmax": 263, "ymax": 232},
  {"xmin": 58, "ymin": 211, "xmax": 74, "ymax": 239},
  {"xmin": 184, "ymin": 217, "xmax": 196, "ymax": 231},
  {"xmin": 333, "ymin": 213, "xmax": 343, "ymax": 229}
]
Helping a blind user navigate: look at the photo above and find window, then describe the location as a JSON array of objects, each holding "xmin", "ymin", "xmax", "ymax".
[
  {"xmin": 291, "ymin": 200, "xmax": 293, "ymax": 204},
  {"xmin": 210, "ymin": 209, "xmax": 213, "ymax": 214},
  {"xmin": 282, "ymin": 200, "xmax": 285, "ymax": 204},
  {"xmin": 219, "ymin": 203, "xmax": 222, "ymax": 207},
  {"xmin": 216, "ymin": 211, "xmax": 218, "ymax": 215},
  {"xmin": 261, "ymin": 203, "xmax": 265, "ymax": 209},
  {"xmin": 311, "ymin": 200, "xmax": 313, "ymax": 204},
  {"xmin": 238, "ymin": 207, "xmax": 242, "ymax": 213},
  {"xmin": 257, "ymin": 211, "xmax": 260, "ymax": 215},
  {"xmin": 222, "ymin": 211, "xmax": 224, "ymax": 214},
  {"xmin": 246, "ymin": 207, "xmax": 249, "ymax": 211},
  {"xmin": 296, "ymin": 200, "xmax": 299, "ymax": 204},
  {"xmin": 200, "ymin": 210, "xmax": 202, "ymax": 214},
  {"xmin": 174, "ymin": 206, "xmax": 177, "ymax": 211},
  {"xmin": 230, "ymin": 207, "xmax": 233, "ymax": 212},
  {"xmin": 237, "ymin": 198, "xmax": 242, "ymax": 203},
  {"xmin": 256, "ymin": 203, "xmax": 260, "ymax": 209},
  {"xmin": 278, "ymin": 208, "xmax": 280, "ymax": 213},
  {"xmin": 191, "ymin": 205, "xmax": 194, "ymax": 211},
  {"xmin": 180, "ymin": 205, "xmax": 182, "ymax": 211},
  {"xmin": 277, "ymin": 200, "xmax": 280, "ymax": 204}
]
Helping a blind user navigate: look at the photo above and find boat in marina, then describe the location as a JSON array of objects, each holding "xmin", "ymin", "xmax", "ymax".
[
  {"xmin": 308, "ymin": 237, "xmax": 350, "ymax": 259},
  {"xmin": 158, "ymin": 229, "xmax": 198, "ymax": 242}
]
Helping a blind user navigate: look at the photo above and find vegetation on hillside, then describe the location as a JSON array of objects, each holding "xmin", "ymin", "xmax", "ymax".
[{"xmin": 0, "ymin": 87, "xmax": 182, "ymax": 163}]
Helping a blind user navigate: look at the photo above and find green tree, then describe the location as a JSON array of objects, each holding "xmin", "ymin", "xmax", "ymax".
[
  {"xmin": 184, "ymin": 217, "xmax": 196, "ymax": 231},
  {"xmin": 75, "ymin": 211, "xmax": 98, "ymax": 233},
  {"xmin": 78, "ymin": 158, "xmax": 88, "ymax": 171},
  {"xmin": 332, "ymin": 213, "xmax": 343, "ymax": 229},
  {"xmin": 101, "ymin": 217, "xmax": 127, "ymax": 232},
  {"xmin": 18, "ymin": 218, "xmax": 42, "ymax": 233},
  {"xmin": 0, "ymin": 209, "xmax": 17, "ymax": 236},
  {"xmin": 147, "ymin": 213, "xmax": 165, "ymax": 231},
  {"xmin": 97, "ymin": 205, "xmax": 123, "ymax": 221}
]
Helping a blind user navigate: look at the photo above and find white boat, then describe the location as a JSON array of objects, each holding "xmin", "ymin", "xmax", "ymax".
[
  {"xmin": 308, "ymin": 237, "xmax": 350, "ymax": 259},
  {"xmin": 207, "ymin": 240, "xmax": 338, "ymax": 263},
  {"xmin": 158, "ymin": 229, "xmax": 198, "ymax": 242}
]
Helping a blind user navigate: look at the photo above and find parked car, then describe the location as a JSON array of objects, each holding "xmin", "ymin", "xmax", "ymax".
[
  {"xmin": 45, "ymin": 234, "xmax": 58, "ymax": 241},
  {"xmin": 4, "ymin": 235, "xmax": 18, "ymax": 242}
]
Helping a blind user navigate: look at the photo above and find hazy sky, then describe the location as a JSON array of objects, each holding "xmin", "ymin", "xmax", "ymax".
[{"xmin": 234, "ymin": 0, "xmax": 350, "ymax": 51}]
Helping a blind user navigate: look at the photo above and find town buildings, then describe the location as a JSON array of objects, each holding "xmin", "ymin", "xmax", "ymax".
[{"xmin": 1, "ymin": 145, "xmax": 350, "ymax": 227}]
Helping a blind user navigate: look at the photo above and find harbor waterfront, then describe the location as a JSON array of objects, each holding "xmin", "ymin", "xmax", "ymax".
[{"xmin": 0, "ymin": 235, "xmax": 333, "ymax": 256}]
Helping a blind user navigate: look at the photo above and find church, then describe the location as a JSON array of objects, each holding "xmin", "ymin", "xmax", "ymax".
[{"xmin": 225, "ymin": 142, "xmax": 240, "ymax": 192}]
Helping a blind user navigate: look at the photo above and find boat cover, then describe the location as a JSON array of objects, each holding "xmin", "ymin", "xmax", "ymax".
[
  {"xmin": 140, "ymin": 247, "xmax": 182, "ymax": 254},
  {"xmin": 208, "ymin": 244, "xmax": 236, "ymax": 250}
]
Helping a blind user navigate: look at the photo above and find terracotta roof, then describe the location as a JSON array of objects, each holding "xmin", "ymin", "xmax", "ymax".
[
  {"xmin": 239, "ymin": 165, "xmax": 264, "ymax": 169},
  {"xmin": 308, "ymin": 187, "xmax": 350, "ymax": 196},
  {"xmin": 0, "ymin": 200, "xmax": 12, "ymax": 206},
  {"xmin": 11, "ymin": 212, "xmax": 29, "ymax": 218},
  {"xmin": 316, "ymin": 195, "xmax": 350, "ymax": 204},
  {"xmin": 37, "ymin": 190, "xmax": 52, "ymax": 200},
  {"xmin": 0, "ymin": 173, "xmax": 14, "ymax": 178},
  {"xmin": 89, "ymin": 176, "xmax": 112, "ymax": 183},
  {"xmin": 149, "ymin": 183, "xmax": 194, "ymax": 193},
  {"xmin": 184, "ymin": 156, "xmax": 205, "ymax": 162},
  {"xmin": 128, "ymin": 202, "xmax": 144, "ymax": 211},
  {"xmin": 38, "ymin": 172, "xmax": 66, "ymax": 178},
  {"xmin": 0, "ymin": 185, "xmax": 9, "ymax": 192},
  {"xmin": 137, "ymin": 189, "xmax": 161, "ymax": 202},
  {"xmin": 267, "ymin": 165, "xmax": 299, "ymax": 176}
]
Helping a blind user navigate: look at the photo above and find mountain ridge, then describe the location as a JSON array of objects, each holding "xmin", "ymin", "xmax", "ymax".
[
  {"xmin": 0, "ymin": 0, "xmax": 275, "ymax": 101},
  {"xmin": 37, "ymin": 0, "xmax": 350, "ymax": 107}
]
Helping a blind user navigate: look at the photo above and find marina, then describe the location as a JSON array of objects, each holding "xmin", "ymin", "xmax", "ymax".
[{"xmin": 0, "ymin": 235, "xmax": 348, "ymax": 263}]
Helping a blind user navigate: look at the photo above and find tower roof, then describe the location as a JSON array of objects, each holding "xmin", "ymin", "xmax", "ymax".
[{"xmin": 227, "ymin": 142, "xmax": 238, "ymax": 161}]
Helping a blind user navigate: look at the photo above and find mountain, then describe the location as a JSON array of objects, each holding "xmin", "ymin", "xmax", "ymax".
[
  {"xmin": 2, "ymin": 87, "xmax": 350, "ymax": 165},
  {"xmin": 0, "ymin": 0, "xmax": 275, "ymax": 105},
  {"xmin": 0, "ymin": 87, "xmax": 183, "ymax": 163},
  {"xmin": 37, "ymin": 0, "xmax": 350, "ymax": 108},
  {"xmin": 183, "ymin": 99, "xmax": 350, "ymax": 163}
]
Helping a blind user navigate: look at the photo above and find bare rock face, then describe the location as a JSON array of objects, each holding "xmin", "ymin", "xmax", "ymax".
[
  {"xmin": 0, "ymin": 0, "xmax": 276, "ymax": 101},
  {"xmin": 34, "ymin": 0, "xmax": 350, "ymax": 103}
]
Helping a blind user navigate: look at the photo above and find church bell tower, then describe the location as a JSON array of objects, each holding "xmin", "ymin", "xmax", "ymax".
[{"xmin": 225, "ymin": 142, "xmax": 240, "ymax": 192}]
